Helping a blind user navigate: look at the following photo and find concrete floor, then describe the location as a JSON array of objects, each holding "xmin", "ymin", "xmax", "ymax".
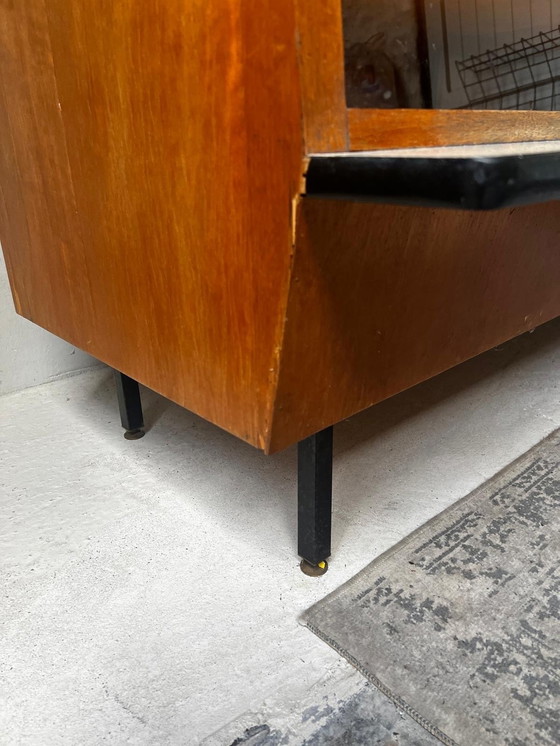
[{"xmin": 1, "ymin": 319, "xmax": 560, "ymax": 745}]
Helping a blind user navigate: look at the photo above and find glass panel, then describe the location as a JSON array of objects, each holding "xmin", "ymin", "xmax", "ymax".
[{"xmin": 343, "ymin": 0, "xmax": 560, "ymax": 110}]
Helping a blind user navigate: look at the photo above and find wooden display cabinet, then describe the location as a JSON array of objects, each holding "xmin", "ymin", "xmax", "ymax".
[{"xmin": 1, "ymin": 1, "xmax": 560, "ymax": 570}]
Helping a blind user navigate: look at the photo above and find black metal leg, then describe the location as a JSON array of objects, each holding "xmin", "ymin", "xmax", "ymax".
[
  {"xmin": 298, "ymin": 426, "xmax": 333, "ymax": 575},
  {"xmin": 114, "ymin": 370, "xmax": 145, "ymax": 440}
]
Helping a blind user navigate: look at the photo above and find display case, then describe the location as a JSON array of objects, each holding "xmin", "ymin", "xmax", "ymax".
[
  {"xmin": 1, "ymin": 1, "xmax": 560, "ymax": 569},
  {"xmin": 298, "ymin": 0, "xmax": 560, "ymax": 152}
]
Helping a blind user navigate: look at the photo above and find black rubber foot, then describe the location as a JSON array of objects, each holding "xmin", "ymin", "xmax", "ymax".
[
  {"xmin": 124, "ymin": 429, "xmax": 145, "ymax": 440},
  {"xmin": 300, "ymin": 559, "xmax": 329, "ymax": 576}
]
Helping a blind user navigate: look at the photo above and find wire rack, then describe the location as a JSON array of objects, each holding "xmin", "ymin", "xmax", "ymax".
[{"xmin": 456, "ymin": 25, "xmax": 560, "ymax": 110}]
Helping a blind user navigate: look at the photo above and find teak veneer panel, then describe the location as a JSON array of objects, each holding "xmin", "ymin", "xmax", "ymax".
[
  {"xmin": 0, "ymin": 0, "xmax": 304, "ymax": 449},
  {"xmin": 267, "ymin": 199, "xmax": 560, "ymax": 452},
  {"xmin": 0, "ymin": 1, "xmax": 96, "ymax": 344},
  {"xmin": 295, "ymin": 0, "xmax": 348, "ymax": 152},
  {"xmin": 349, "ymin": 109, "xmax": 560, "ymax": 151},
  {"xmin": 3, "ymin": 2, "xmax": 560, "ymax": 456}
]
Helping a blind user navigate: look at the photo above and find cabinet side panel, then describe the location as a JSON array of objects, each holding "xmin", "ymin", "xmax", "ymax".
[
  {"xmin": 0, "ymin": 0, "xmax": 304, "ymax": 448},
  {"xmin": 0, "ymin": 1, "xmax": 96, "ymax": 342},
  {"xmin": 268, "ymin": 200, "xmax": 560, "ymax": 452}
]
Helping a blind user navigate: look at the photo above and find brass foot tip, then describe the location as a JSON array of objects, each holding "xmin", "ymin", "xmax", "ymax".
[{"xmin": 300, "ymin": 559, "xmax": 328, "ymax": 576}]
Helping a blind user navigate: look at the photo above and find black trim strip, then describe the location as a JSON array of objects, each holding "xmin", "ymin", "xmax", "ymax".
[{"xmin": 305, "ymin": 151, "xmax": 560, "ymax": 211}]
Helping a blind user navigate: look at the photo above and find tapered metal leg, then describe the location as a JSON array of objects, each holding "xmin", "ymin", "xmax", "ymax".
[
  {"xmin": 298, "ymin": 426, "xmax": 333, "ymax": 573},
  {"xmin": 114, "ymin": 370, "xmax": 145, "ymax": 439}
]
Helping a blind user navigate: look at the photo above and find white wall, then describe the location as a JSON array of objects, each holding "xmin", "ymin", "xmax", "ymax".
[{"xmin": 0, "ymin": 251, "xmax": 99, "ymax": 396}]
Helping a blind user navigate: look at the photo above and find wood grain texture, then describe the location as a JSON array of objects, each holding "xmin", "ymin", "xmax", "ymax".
[
  {"xmin": 0, "ymin": 0, "xmax": 304, "ymax": 449},
  {"xmin": 295, "ymin": 0, "xmax": 348, "ymax": 152},
  {"xmin": 3, "ymin": 1, "xmax": 560, "ymax": 456},
  {"xmin": 348, "ymin": 109, "xmax": 560, "ymax": 151},
  {"xmin": 0, "ymin": 0, "xmax": 95, "ymax": 343},
  {"xmin": 267, "ymin": 199, "xmax": 560, "ymax": 452}
]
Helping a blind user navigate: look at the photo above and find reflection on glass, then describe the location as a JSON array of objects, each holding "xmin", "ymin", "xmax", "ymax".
[{"xmin": 343, "ymin": 0, "xmax": 560, "ymax": 110}]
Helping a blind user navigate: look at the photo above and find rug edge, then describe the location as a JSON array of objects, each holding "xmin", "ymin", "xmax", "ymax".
[{"xmin": 304, "ymin": 619, "xmax": 458, "ymax": 746}]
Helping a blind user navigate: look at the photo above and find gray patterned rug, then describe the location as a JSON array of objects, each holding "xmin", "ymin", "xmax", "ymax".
[{"xmin": 302, "ymin": 430, "xmax": 560, "ymax": 746}]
